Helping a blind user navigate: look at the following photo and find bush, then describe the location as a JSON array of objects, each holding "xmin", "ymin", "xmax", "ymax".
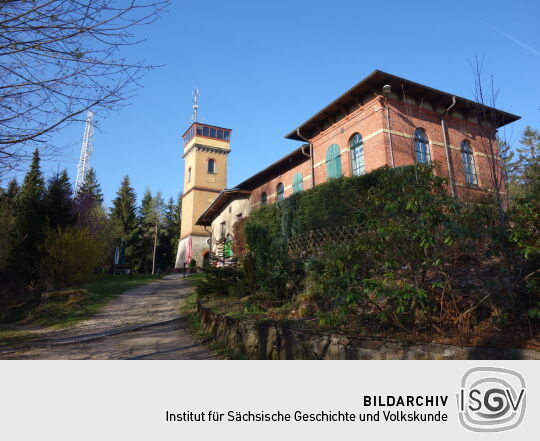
[
  {"xmin": 195, "ymin": 265, "xmax": 243, "ymax": 297},
  {"xmin": 40, "ymin": 226, "xmax": 106, "ymax": 289}
]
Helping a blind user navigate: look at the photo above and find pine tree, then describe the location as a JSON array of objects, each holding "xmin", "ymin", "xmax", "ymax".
[
  {"xmin": 0, "ymin": 179, "xmax": 19, "ymax": 269},
  {"xmin": 44, "ymin": 169, "xmax": 74, "ymax": 229},
  {"xmin": 74, "ymin": 167, "xmax": 105, "ymax": 234},
  {"xmin": 110, "ymin": 176, "xmax": 138, "ymax": 263},
  {"xmin": 138, "ymin": 188, "xmax": 153, "ymax": 273},
  {"xmin": 2, "ymin": 179, "xmax": 19, "ymax": 204},
  {"xmin": 516, "ymin": 126, "xmax": 540, "ymax": 193},
  {"xmin": 12, "ymin": 149, "xmax": 46, "ymax": 279},
  {"xmin": 160, "ymin": 195, "xmax": 181, "ymax": 269},
  {"xmin": 76, "ymin": 167, "xmax": 103, "ymax": 206}
]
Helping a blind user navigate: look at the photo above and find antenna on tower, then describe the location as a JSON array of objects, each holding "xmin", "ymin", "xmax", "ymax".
[
  {"xmin": 74, "ymin": 110, "xmax": 95, "ymax": 194},
  {"xmin": 192, "ymin": 88, "xmax": 199, "ymax": 122}
]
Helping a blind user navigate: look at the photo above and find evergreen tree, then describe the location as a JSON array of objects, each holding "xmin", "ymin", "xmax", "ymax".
[
  {"xmin": 0, "ymin": 179, "xmax": 19, "ymax": 269},
  {"xmin": 12, "ymin": 149, "xmax": 46, "ymax": 279},
  {"xmin": 2, "ymin": 178, "xmax": 19, "ymax": 204},
  {"xmin": 44, "ymin": 169, "xmax": 74, "ymax": 229},
  {"xmin": 137, "ymin": 188, "xmax": 153, "ymax": 273},
  {"xmin": 110, "ymin": 176, "xmax": 138, "ymax": 263},
  {"xmin": 76, "ymin": 167, "xmax": 103, "ymax": 206},
  {"xmin": 516, "ymin": 126, "xmax": 540, "ymax": 193},
  {"xmin": 73, "ymin": 167, "xmax": 105, "ymax": 234},
  {"xmin": 160, "ymin": 195, "xmax": 181, "ymax": 269}
]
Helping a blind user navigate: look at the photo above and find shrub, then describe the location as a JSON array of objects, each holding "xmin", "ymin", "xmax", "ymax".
[
  {"xmin": 40, "ymin": 226, "xmax": 106, "ymax": 289},
  {"xmin": 195, "ymin": 265, "xmax": 243, "ymax": 297}
]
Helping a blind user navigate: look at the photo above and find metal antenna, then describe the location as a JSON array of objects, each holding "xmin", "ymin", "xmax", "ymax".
[
  {"xmin": 192, "ymin": 88, "xmax": 199, "ymax": 122},
  {"xmin": 74, "ymin": 111, "xmax": 95, "ymax": 194}
]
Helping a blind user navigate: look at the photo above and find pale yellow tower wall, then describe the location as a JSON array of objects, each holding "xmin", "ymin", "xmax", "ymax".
[
  {"xmin": 183, "ymin": 148, "xmax": 228, "ymax": 191},
  {"xmin": 180, "ymin": 189, "xmax": 220, "ymax": 239}
]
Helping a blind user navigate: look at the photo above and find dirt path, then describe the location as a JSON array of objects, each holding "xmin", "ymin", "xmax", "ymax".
[{"xmin": 0, "ymin": 275, "xmax": 218, "ymax": 360}]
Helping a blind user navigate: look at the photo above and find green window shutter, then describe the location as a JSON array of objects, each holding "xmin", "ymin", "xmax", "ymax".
[
  {"xmin": 326, "ymin": 144, "xmax": 342, "ymax": 179},
  {"xmin": 292, "ymin": 173, "xmax": 303, "ymax": 193}
]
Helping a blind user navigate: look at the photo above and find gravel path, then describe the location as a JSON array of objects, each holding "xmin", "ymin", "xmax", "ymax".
[{"xmin": 0, "ymin": 275, "xmax": 218, "ymax": 360}]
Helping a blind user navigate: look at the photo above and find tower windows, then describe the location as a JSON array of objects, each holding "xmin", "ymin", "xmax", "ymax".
[
  {"xmin": 292, "ymin": 172, "xmax": 303, "ymax": 193},
  {"xmin": 208, "ymin": 158, "xmax": 216, "ymax": 173},
  {"xmin": 187, "ymin": 167, "xmax": 192, "ymax": 183},
  {"xmin": 276, "ymin": 183, "xmax": 285, "ymax": 202},
  {"xmin": 414, "ymin": 128, "xmax": 431, "ymax": 164},
  {"xmin": 261, "ymin": 192, "xmax": 267, "ymax": 205},
  {"xmin": 461, "ymin": 140, "xmax": 478, "ymax": 185},
  {"xmin": 326, "ymin": 144, "xmax": 342, "ymax": 179},
  {"xmin": 349, "ymin": 133, "xmax": 365, "ymax": 176}
]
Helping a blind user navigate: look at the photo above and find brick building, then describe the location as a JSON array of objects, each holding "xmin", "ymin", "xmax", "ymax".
[{"xmin": 182, "ymin": 70, "xmax": 519, "ymax": 263}]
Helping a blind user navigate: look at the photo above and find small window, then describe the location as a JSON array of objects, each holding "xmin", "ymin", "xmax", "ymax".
[
  {"xmin": 217, "ymin": 129, "xmax": 223, "ymax": 139},
  {"xmin": 196, "ymin": 125, "xmax": 203, "ymax": 135},
  {"xmin": 292, "ymin": 172, "xmax": 303, "ymax": 193},
  {"xmin": 208, "ymin": 158, "xmax": 216, "ymax": 173},
  {"xmin": 187, "ymin": 167, "xmax": 191, "ymax": 183},
  {"xmin": 203, "ymin": 126, "xmax": 209, "ymax": 137},
  {"xmin": 461, "ymin": 140, "xmax": 478, "ymax": 185},
  {"xmin": 414, "ymin": 128, "xmax": 430, "ymax": 164},
  {"xmin": 210, "ymin": 127, "xmax": 217, "ymax": 138},
  {"xmin": 261, "ymin": 192, "xmax": 267, "ymax": 205},
  {"xmin": 220, "ymin": 221, "xmax": 226, "ymax": 239},
  {"xmin": 326, "ymin": 144, "xmax": 342, "ymax": 179},
  {"xmin": 276, "ymin": 183, "xmax": 285, "ymax": 202},
  {"xmin": 236, "ymin": 213, "xmax": 242, "ymax": 221},
  {"xmin": 223, "ymin": 131, "xmax": 230, "ymax": 141},
  {"xmin": 349, "ymin": 134, "xmax": 365, "ymax": 176}
]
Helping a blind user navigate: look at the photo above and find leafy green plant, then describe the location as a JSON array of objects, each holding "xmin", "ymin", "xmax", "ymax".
[
  {"xmin": 195, "ymin": 265, "xmax": 243, "ymax": 297},
  {"xmin": 316, "ymin": 310, "xmax": 345, "ymax": 330}
]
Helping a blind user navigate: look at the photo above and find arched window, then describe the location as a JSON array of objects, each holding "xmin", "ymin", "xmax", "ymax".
[
  {"xmin": 326, "ymin": 144, "xmax": 342, "ymax": 179},
  {"xmin": 276, "ymin": 183, "xmax": 284, "ymax": 202},
  {"xmin": 208, "ymin": 158, "xmax": 216, "ymax": 173},
  {"xmin": 414, "ymin": 128, "xmax": 431, "ymax": 164},
  {"xmin": 461, "ymin": 140, "xmax": 478, "ymax": 185},
  {"xmin": 349, "ymin": 133, "xmax": 365, "ymax": 176},
  {"xmin": 261, "ymin": 192, "xmax": 267, "ymax": 205},
  {"xmin": 292, "ymin": 172, "xmax": 303, "ymax": 193},
  {"xmin": 187, "ymin": 167, "xmax": 192, "ymax": 182}
]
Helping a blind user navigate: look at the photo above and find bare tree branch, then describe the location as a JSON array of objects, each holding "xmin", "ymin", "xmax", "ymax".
[{"xmin": 0, "ymin": 0, "xmax": 170, "ymax": 175}]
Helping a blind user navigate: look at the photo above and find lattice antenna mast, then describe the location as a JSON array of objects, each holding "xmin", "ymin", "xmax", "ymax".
[
  {"xmin": 75, "ymin": 111, "xmax": 95, "ymax": 194},
  {"xmin": 192, "ymin": 88, "xmax": 199, "ymax": 122}
]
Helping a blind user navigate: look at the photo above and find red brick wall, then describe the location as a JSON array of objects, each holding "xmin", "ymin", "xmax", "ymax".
[
  {"xmin": 386, "ymin": 98, "xmax": 504, "ymax": 195},
  {"xmin": 249, "ymin": 159, "xmax": 312, "ymax": 207},
  {"xmin": 310, "ymin": 98, "xmax": 387, "ymax": 186},
  {"xmin": 250, "ymin": 95, "xmax": 505, "ymax": 208}
]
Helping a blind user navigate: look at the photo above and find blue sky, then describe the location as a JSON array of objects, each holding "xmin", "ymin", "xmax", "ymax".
[{"xmin": 20, "ymin": 0, "xmax": 540, "ymax": 206}]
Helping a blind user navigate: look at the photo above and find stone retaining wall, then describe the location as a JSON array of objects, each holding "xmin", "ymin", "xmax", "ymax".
[{"xmin": 197, "ymin": 301, "xmax": 539, "ymax": 360}]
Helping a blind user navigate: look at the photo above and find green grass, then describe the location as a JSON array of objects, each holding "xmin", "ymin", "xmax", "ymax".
[
  {"xmin": 30, "ymin": 274, "xmax": 160, "ymax": 328},
  {"xmin": 184, "ymin": 272, "xmax": 207, "ymax": 284},
  {"xmin": 0, "ymin": 326, "xmax": 36, "ymax": 346}
]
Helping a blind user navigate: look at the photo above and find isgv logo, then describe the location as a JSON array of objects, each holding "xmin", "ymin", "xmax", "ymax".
[{"xmin": 457, "ymin": 367, "xmax": 526, "ymax": 432}]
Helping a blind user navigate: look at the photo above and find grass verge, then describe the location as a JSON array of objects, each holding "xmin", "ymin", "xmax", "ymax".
[
  {"xmin": 0, "ymin": 326, "xmax": 36, "ymax": 346},
  {"xmin": 30, "ymin": 274, "xmax": 160, "ymax": 328}
]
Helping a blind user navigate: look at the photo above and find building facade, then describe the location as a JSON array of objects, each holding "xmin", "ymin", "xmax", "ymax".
[
  {"xmin": 175, "ymin": 123, "xmax": 232, "ymax": 267},
  {"xmin": 191, "ymin": 70, "xmax": 520, "ymax": 259}
]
